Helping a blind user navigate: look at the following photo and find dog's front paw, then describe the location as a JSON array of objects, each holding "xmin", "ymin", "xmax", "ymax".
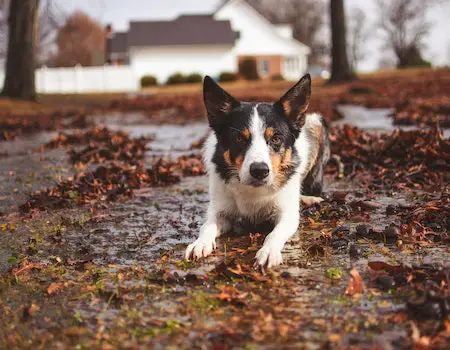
[
  {"xmin": 185, "ymin": 238, "xmax": 216, "ymax": 260},
  {"xmin": 301, "ymin": 195, "xmax": 324, "ymax": 206},
  {"xmin": 255, "ymin": 242, "xmax": 283, "ymax": 268}
]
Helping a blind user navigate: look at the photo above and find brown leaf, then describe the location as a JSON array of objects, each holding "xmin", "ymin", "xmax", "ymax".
[
  {"xmin": 344, "ymin": 268, "xmax": 365, "ymax": 296},
  {"xmin": 47, "ymin": 282, "xmax": 64, "ymax": 295},
  {"xmin": 368, "ymin": 261, "xmax": 411, "ymax": 273}
]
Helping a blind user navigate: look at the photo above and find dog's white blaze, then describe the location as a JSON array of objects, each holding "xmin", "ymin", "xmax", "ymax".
[{"xmin": 239, "ymin": 105, "xmax": 273, "ymax": 184}]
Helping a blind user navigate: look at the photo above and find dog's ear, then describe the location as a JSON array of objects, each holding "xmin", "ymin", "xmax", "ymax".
[
  {"xmin": 203, "ymin": 76, "xmax": 239, "ymax": 126},
  {"xmin": 275, "ymin": 73, "xmax": 311, "ymax": 124}
]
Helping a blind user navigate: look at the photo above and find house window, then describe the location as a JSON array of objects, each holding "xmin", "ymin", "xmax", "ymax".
[
  {"xmin": 285, "ymin": 57, "xmax": 297, "ymax": 73},
  {"xmin": 258, "ymin": 58, "xmax": 270, "ymax": 77}
]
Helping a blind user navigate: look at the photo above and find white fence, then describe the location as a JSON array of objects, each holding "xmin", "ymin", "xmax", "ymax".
[{"xmin": 0, "ymin": 65, "xmax": 138, "ymax": 94}]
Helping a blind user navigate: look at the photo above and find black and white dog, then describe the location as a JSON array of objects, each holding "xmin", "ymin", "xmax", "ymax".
[{"xmin": 185, "ymin": 74, "xmax": 330, "ymax": 268}]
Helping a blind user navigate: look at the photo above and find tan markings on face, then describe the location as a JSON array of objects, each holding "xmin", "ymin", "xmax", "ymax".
[
  {"xmin": 264, "ymin": 127, "xmax": 275, "ymax": 140},
  {"xmin": 235, "ymin": 155, "xmax": 244, "ymax": 169},
  {"xmin": 241, "ymin": 128, "xmax": 250, "ymax": 139},
  {"xmin": 270, "ymin": 152, "xmax": 283, "ymax": 176},
  {"xmin": 223, "ymin": 150, "xmax": 231, "ymax": 166},
  {"xmin": 224, "ymin": 150, "xmax": 244, "ymax": 174},
  {"xmin": 281, "ymin": 148, "xmax": 292, "ymax": 168},
  {"xmin": 273, "ymin": 147, "xmax": 294, "ymax": 187}
]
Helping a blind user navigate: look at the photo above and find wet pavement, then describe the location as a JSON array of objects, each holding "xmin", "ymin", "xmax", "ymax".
[{"xmin": 0, "ymin": 109, "xmax": 448, "ymax": 349}]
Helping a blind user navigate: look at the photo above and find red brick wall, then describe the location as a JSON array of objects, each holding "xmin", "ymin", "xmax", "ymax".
[{"xmin": 238, "ymin": 55, "xmax": 282, "ymax": 79}]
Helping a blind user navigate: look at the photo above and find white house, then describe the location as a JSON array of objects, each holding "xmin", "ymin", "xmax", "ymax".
[{"xmin": 106, "ymin": 0, "xmax": 310, "ymax": 85}]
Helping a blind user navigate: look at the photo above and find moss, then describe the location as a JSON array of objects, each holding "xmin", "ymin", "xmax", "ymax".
[{"xmin": 326, "ymin": 267, "xmax": 343, "ymax": 280}]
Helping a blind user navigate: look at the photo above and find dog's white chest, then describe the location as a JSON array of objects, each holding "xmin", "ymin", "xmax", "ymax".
[{"xmin": 226, "ymin": 184, "xmax": 279, "ymax": 220}]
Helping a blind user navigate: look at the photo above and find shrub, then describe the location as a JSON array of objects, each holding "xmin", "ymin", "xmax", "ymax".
[
  {"xmin": 399, "ymin": 46, "xmax": 432, "ymax": 69},
  {"xmin": 238, "ymin": 57, "xmax": 259, "ymax": 80},
  {"xmin": 185, "ymin": 73, "xmax": 203, "ymax": 83},
  {"xmin": 271, "ymin": 74, "xmax": 284, "ymax": 81},
  {"xmin": 140, "ymin": 75, "xmax": 158, "ymax": 87},
  {"xmin": 166, "ymin": 72, "xmax": 187, "ymax": 85},
  {"xmin": 218, "ymin": 71, "xmax": 238, "ymax": 82}
]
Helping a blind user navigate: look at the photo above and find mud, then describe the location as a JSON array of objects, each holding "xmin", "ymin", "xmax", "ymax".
[{"xmin": 0, "ymin": 109, "xmax": 448, "ymax": 349}]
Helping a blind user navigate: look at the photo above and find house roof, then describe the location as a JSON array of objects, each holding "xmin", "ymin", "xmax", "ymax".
[
  {"xmin": 215, "ymin": 0, "xmax": 310, "ymax": 54},
  {"xmin": 127, "ymin": 14, "xmax": 236, "ymax": 48},
  {"xmin": 108, "ymin": 32, "xmax": 128, "ymax": 55}
]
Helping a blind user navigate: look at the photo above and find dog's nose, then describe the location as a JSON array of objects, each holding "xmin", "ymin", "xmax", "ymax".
[{"xmin": 249, "ymin": 162, "xmax": 269, "ymax": 180}]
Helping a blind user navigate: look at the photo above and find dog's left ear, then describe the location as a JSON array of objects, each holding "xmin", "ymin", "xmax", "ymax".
[
  {"xmin": 275, "ymin": 73, "xmax": 311, "ymax": 123},
  {"xmin": 203, "ymin": 76, "xmax": 240, "ymax": 127}
]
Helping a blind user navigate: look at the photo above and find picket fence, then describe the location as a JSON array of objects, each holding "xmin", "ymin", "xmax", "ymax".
[{"xmin": 0, "ymin": 65, "xmax": 138, "ymax": 94}]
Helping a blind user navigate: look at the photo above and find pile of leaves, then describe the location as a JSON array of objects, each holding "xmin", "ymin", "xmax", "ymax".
[
  {"xmin": 176, "ymin": 153, "xmax": 206, "ymax": 176},
  {"xmin": 0, "ymin": 118, "xmax": 49, "ymax": 141},
  {"xmin": 328, "ymin": 124, "xmax": 449, "ymax": 189},
  {"xmin": 45, "ymin": 127, "xmax": 151, "ymax": 165},
  {"xmin": 0, "ymin": 111, "xmax": 89, "ymax": 141},
  {"xmin": 20, "ymin": 161, "xmax": 180, "ymax": 213},
  {"xmin": 393, "ymin": 96, "xmax": 450, "ymax": 127},
  {"xmin": 110, "ymin": 95, "xmax": 205, "ymax": 124},
  {"xmin": 401, "ymin": 188, "xmax": 450, "ymax": 236},
  {"xmin": 338, "ymin": 70, "xmax": 450, "ymax": 127},
  {"xmin": 21, "ymin": 153, "xmax": 205, "ymax": 213}
]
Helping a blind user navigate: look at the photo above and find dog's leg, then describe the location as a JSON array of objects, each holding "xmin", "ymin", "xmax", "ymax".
[
  {"xmin": 301, "ymin": 195, "xmax": 324, "ymax": 206},
  {"xmin": 185, "ymin": 198, "xmax": 231, "ymax": 260},
  {"xmin": 255, "ymin": 181, "xmax": 300, "ymax": 268}
]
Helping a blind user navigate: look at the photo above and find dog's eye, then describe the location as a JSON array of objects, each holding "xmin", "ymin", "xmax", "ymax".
[
  {"xmin": 271, "ymin": 135, "xmax": 281, "ymax": 144},
  {"xmin": 235, "ymin": 136, "xmax": 245, "ymax": 143}
]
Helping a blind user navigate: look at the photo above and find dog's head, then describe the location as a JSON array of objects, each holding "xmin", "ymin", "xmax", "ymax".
[{"xmin": 204, "ymin": 74, "xmax": 311, "ymax": 189}]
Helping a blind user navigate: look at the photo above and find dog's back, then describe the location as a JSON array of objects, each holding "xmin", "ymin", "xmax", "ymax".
[{"xmin": 300, "ymin": 114, "xmax": 330, "ymax": 196}]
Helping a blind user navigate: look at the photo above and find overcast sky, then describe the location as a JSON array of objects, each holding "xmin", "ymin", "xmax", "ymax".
[{"xmin": 59, "ymin": 0, "xmax": 450, "ymax": 72}]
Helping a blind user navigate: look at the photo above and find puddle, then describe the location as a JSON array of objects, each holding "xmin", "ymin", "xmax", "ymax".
[
  {"xmin": 95, "ymin": 113, "xmax": 209, "ymax": 157},
  {"xmin": 335, "ymin": 104, "xmax": 450, "ymax": 138}
]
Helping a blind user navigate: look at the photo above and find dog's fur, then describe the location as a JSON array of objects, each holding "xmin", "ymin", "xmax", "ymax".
[{"xmin": 185, "ymin": 74, "xmax": 330, "ymax": 268}]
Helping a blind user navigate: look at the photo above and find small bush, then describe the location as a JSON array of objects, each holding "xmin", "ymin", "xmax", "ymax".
[
  {"xmin": 399, "ymin": 46, "xmax": 432, "ymax": 69},
  {"xmin": 238, "ymin": 57, "xmax": 259, "ymax": 80},
  {"xmin": 271, "ymin": 74, "xmax": 284, "ymax": 81},
  {"xmin": 140, "ymin": 75, "xmax": 158, "ymax": 87},
  {"xmin": 185, "ymin": 73, "xmax": 203, "ymax": 83},
  {"xmin": 218, "ymin": 71, "xmax": 238, "ymax": 82},
  {"xmin": 166, "ymin": 73, "xmax": 186, "ymax": 85}
]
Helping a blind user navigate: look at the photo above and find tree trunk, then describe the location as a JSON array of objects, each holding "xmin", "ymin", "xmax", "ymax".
[
  {"xmin": 1, "ymin": 0, "xmax": 40, "ymax": 100},
  {"xmin": 328, "ymin": 0, "xmax": 357, "ymax": 83}
]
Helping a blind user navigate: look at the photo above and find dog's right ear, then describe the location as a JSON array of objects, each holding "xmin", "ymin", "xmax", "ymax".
[{"xmin": 203, "ymin": 76, "xmax": 239, "ymax": 126}]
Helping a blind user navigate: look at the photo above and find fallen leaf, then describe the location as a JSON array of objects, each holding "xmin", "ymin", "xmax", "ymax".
[
  {"xmin": 344, "ymin": 268, "xmax": 365, "ymax": 296},
  {"xmin": 47, "ymin": 282, "xmax": 64, "ymax": 295}
]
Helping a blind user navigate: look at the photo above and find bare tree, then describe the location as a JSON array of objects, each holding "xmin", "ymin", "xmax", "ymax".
[
  {"xmin": 0, "ymin": 0, "xmax": 8, "ymax": 59},
  {"xmin": 0, "ymin": 0, "xmax": 64, "ymax": 64},
  {"xmin": 347, "ymin": 7, "xmax": 370, "ymax": 71},
  {"xmin": 37, "ymin": 0, "xmax": 65, "ymax": 64},
  {"xmin": 328, "ymin": 0, "xmax": 357, "ymax": 83},
  {"xmin": 375, "ymin": 0, "xmax": 439, "ymax": 68},
  {"xmin": 1, "ymin": 0, "xmax": 40, "ymax": 100},
  {"xmin": 246, "ymin": 0, "xmax": 327, "ymax": 65}
]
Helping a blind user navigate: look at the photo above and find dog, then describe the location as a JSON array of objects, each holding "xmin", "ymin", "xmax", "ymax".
[{"xmin": 185, "ymin": 74, "xmax": 330, "ymax": 268}]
